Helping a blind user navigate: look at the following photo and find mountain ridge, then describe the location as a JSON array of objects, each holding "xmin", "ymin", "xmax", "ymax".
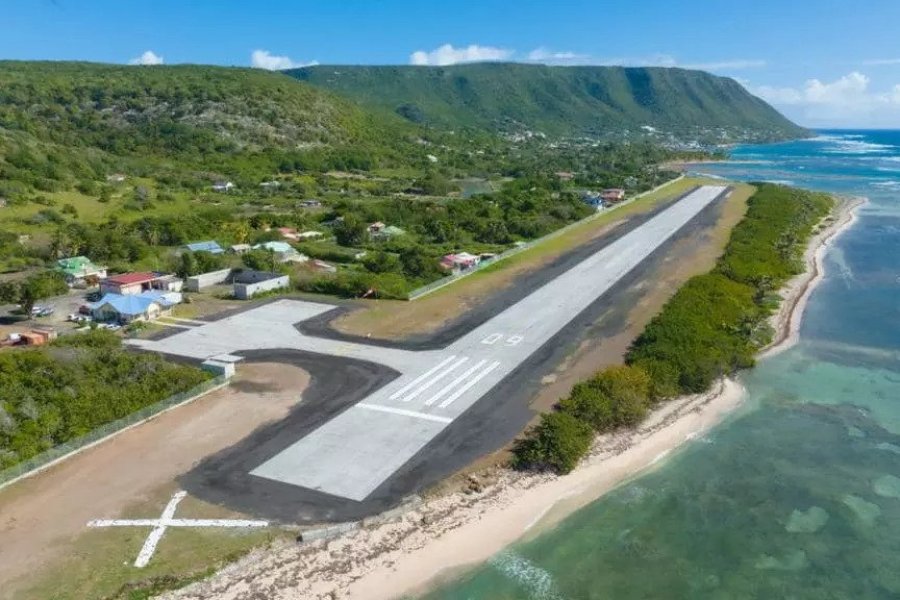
[{"xmin": 287, "ymin": 62, "xmax": 807, "ymax": 142}]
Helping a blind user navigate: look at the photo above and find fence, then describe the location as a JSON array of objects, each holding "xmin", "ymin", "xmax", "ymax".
[
  {"xmin": 0, "ymin": 374, "xmax": 230, "ymax": 490},
  {"xmin": 407, "ymin": 175, "xmax": 686, "ymax": 300}
]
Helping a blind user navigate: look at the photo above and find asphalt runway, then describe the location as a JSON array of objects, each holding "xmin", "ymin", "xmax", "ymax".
[{"xmin": 130, "ymin": 185, "xmax": 730, "ymax": 522}]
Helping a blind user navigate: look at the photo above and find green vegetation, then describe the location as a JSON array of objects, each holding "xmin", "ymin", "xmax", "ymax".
[
  {"xmin": 288, "ymin": 63, "xmax": 808, "ymax": 142},
  {"xmin": 0, "ymin": 330, "xmax": 210, "ymax": 469},
  {"xmin": 0, "ymin": 269, "xmax": 68, "ymax": 315},
  {"xmin": 514, "ymin": 184, "xmax": 833, "ymax": 473}
]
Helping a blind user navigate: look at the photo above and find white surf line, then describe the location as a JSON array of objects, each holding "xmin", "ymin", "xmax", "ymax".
[
  {"xmin": 399, "ymin": 356, "xmax": 470, "ymax": 402},
  {"xmin": 87, "ymin": 490, "xmax": 269, "ymax": 568},
  {"xmin": 356, "ymin": 403, "xmax": 453, "ymax": 423},
  {"xmin": 438, "ymin": 361, "xmax": 501, "ymax": 409},
  {"xmin": 388, "ymin": 355, "xmax": 458, "ymax": 400},
  {"xmin": 423, "ymin": 359, "xmax": 488, "ymax": 406}
]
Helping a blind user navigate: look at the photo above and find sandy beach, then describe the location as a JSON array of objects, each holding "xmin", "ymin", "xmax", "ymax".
[
  {"xmin": 162, "ymin": 194, "xmax": 864, "ymax": 600},
  {"xmin": 760, "ymin": 194, "xmax": 865, "ymax": 358}
]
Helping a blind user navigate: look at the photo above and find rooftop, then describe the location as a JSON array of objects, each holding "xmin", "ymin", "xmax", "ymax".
[{"xmin": 104, "ymin": 272, "xmax": 157, "ymax": 285}]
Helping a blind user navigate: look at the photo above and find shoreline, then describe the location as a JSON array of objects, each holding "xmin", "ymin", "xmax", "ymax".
[
  {"xmin": 759, "ymin": 194, "xmax": 865, "ymax": 359},
  {"xmin": 163, "ymin": 193, "xmax": 862, "ymax": 600}
]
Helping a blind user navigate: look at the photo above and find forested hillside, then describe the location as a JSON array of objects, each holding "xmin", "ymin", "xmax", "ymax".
[
  {"xmin": 0, "ymin": 61, "xmax": 417, "ymax": 194},
  {"xmin": 288, "ymin": 63, "xmax": 807, "ymax": 142}
]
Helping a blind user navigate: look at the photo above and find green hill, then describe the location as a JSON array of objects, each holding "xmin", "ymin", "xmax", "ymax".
[
  {"xmin": 0, "ymin": 61, "xmax": 417, "ymax": 191},
  {"xmin": 287, "ymin": 63, "xmax": 807, "ymax": 141}
]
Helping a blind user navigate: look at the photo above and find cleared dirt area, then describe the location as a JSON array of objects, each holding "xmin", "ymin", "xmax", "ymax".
[
  {"xmin": 0, "ymin": 362, "xmax": 308, "ymax": 600},
  {"xmin": 333, "ymin": 177, "xmax": 710, "ymax": 340}
]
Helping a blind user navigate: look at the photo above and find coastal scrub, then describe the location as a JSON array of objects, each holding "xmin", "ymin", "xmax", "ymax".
[{"xmin": 514, "ymin": 183, "xmax": 834, "ymax": 473}]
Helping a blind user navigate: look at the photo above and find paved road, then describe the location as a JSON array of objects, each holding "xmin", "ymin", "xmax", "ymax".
[{"xmin": 131, "ymin": 185, "xmax": 728, "ymax": 503}]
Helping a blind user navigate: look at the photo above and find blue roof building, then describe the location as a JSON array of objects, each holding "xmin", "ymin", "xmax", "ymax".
[
  {"xmin": 87, "ymin": 290, "xmax": 181, "ymax": 322},
  {"xmin": 184, "ymin": 241, "xmax": 224, "ymax": 254}
]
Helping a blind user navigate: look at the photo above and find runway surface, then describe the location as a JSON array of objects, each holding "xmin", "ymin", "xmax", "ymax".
[{"xmin": 131, "ymin": 185, "xmax": 728, "ymax": 504}]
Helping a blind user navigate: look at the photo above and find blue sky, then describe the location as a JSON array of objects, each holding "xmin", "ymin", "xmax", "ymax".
[{"xmin": 4, "ymin": 0, "xmax": 900, "ymax": 127}]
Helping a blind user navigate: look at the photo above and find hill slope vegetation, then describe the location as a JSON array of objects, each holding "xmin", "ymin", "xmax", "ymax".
[
  {"xmin": 0, "ymin": 61, "xmax": 417, "ymax": 193},
  {"xmin": 287, "ymin": 63, "xmax": 807, "ymax": 141}
]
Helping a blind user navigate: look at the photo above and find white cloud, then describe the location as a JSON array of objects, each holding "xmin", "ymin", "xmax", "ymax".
[
  {"xmin": 751, "ymin": 72, "xmax": 900, "ymax": 127},
  {"xmin": 522, "ymin": 49, "xmax": 764, "ymax": 72},
  {"xmin": 251, "ymin": 49, "xmax": 318, "ymax": 70},
  {"xmin": 526, "ymin": 47, "xmax": 591, "ymax": 65},
  {"xmin": 128, "ymin": 50, "xmax": 163, "ymax": 66},
  {"xmin": 409, "ymin": 44, "xmax": 513, "ymax": 66}
]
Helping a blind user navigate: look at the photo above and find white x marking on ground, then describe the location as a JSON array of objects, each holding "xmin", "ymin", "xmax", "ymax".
[{"xmin": 87, "ymin": 491, "xmax": 269, "ymax": 567}]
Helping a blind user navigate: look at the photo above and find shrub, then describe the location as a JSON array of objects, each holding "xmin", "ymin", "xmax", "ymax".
[{"xmin": 512, "ymin": 411, "xmax": 593, "ymax": 474}]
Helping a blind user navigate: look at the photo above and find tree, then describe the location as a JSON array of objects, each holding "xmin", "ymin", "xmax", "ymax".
[
  {"xmin": 558, "ymin": 365, "xmax": 651, "ymax": 431},
  {"xmin": 15, "ymin": 271, "xmax": 69, "ymax": 316},
  {"xmin": 400, "ymin": 245, "xmax": 442, "ymax": 280},
  {"xmin": 242, "ymin": 248, "xmax": 278, "ymax": 272},
  {"xmin": 333, "ymin": 214, "xmax": 367, "ymax": 247},
  {"xmin": 362, "ymin": 250, "xmax": 401, "ymax": 274},
  {"xmin": 512, "ymin": 412, "xmax": 593, "ymax": 474},
  {"xmin": 176, "ymin": 251, "xmax": 199, "ymax": 279}
]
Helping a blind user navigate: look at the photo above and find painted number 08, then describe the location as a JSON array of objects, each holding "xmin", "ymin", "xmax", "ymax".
[{"xmin": 481, "ymin": 333, "xmax": 523, "ymax": 346}]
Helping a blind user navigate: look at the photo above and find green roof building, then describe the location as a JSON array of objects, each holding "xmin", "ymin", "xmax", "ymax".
[{"xmin": 56, "ymin": 256, "xmax": 107, "ymax": 284}]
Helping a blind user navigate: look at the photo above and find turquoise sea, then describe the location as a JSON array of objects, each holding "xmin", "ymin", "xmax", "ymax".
[{"xmin": 418, "ymin": 131, "xmax": 900, "ymax": 600}]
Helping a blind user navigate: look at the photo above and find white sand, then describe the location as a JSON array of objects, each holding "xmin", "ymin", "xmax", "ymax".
[
  {"xmin": 163, "ymin": 196, "xmax": 863, "ymax": 600},
  {"xmin": 760, "ymin": 195, "xmax": 865, "ymax": 358}
]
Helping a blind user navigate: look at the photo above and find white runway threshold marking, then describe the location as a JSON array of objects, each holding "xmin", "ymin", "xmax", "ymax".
[
  {"xmin": 356, "ymin": 403, "xmax": 454, "ymax": 423},
  {"xmin": 389, "ymin": 355, "xmax": 457, "ymax": 400},
  {"xmin": 87, "ymin": 491, "xmax": 268, "ymax": 567}
]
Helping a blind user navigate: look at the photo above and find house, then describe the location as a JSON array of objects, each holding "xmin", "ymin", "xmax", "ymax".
[
  {"xmin": 555, "ymin": 171, "xmax": 575, "ymax": 181},
  {"xmin": 183, "ymin": 241, "xmax": 225, "ymax": 255},
  {"xmin": 99, "ymin": 272, "xmax": 183, "ymax": 296},
  {"xmin": 56, "ymin": 256, "xmax": 107, "ymax": 285},
  {"xmin": 440, "ymin": 252, "xmax": 480, "ymax": 272},
  {"xmin": 298, "ymin": 199, "xmax": 322, "ymax": 208},
  {"xmin": 232, "ymin": 270, "xmax": 290, "ymax": 300},
  {"xmin": 229, "ymin": 243, "xmax": 251, "ymax": 254},
  {"xmin": 100, "ymin": 272, "xmax": 158, "ymax": 296},
  {"xmin": 600, "ymin": 188, "xmax": 626, "ymax": 203},
  {"xmin": 212, "ymin": 181, "xmax": 235, "ymax": 192},
  {"xmin": 367, "ymin": 221, "xmax": 386, "ymax": 234},
  {"xmin": 276, "ymin": 227, "xmax": 299, "ymax": 241},
  {"xmin": 260, "ymin": 180, "xmax": 281, "ymax": 189},
  {"xmin": 106, "ymin": 173, "xmax": 127, "ymax": 183},
  {"xmin": 137, "ymin": 289, "xmax": 182, "ymax": 307},
  {"xmin": 252, "ymin": 241, "xmax": 308, "ymax": 263},
  {"xmin": 372, "ymin": 225, "xmax": 405, "ymax": 239},
  {"xmin": 297, "ymin": 230, "xmax": 324, "ymax": 240},
  {"xmin": 151, "ymin": 274, "xmax": 184, "ymax": 292},
  {"xmin": 88, "ymin": 293, "xmax": 165, "ymax": 324}
]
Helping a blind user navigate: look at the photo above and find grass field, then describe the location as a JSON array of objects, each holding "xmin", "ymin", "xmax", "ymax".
[
  {"xmin": 334, "ymin": 176, "xmax": 723, "ymax": 339},
  {"xmin": 14, "ymin": 487, "xmax": 292, "ymax": 600}
]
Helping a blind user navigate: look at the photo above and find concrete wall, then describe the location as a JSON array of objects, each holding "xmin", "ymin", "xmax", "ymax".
[
  {"xmin": 185, "ymin": 268, "xmax": 232, "ymax": 292},
  {"xmin": 233, "ymin": 273, "xmax": 290, "ymax": 300},
  {"xmin": 201, "ymin": 359, "xmax": 236, "ymax": 378},
  {"xmin": 233, "ymin": 269, "xmax": 280, "ymax": 284}
]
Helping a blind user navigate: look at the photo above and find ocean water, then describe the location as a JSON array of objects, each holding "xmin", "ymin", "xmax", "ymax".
[{"xmin": 418, "ymin": 131, "xmax": 900, "ymax": 600}]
